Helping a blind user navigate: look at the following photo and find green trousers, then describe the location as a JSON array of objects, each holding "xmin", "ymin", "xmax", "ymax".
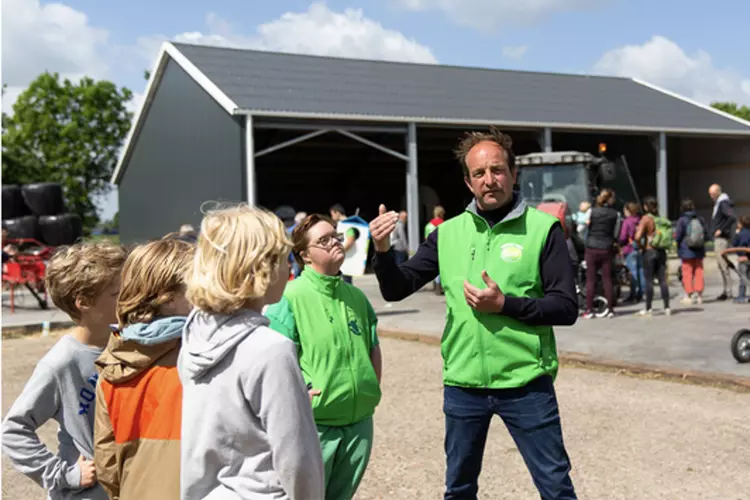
[{"xmin": 317, "ymin": 417, "xmax": 374, "ymax": 500}]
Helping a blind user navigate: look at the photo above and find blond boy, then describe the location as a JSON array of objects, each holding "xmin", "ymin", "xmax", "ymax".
[
  {"xmin": 179, "ymin": 205, "xmax": 324, "ymax": 500},
  {"xmin": 2, "ymin": 242, "xmax": 127, "ymax": 500},
  {"xmin": 94, "ymin": 238, "xmax": 194, "ymax": 499}
]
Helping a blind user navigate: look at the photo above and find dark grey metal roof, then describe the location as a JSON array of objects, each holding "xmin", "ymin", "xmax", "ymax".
[{"xmin": 172, "ymin": 42, "xmax": 750, "ymax": 134}]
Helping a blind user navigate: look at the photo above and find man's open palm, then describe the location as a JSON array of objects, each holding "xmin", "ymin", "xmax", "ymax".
[{"xmin": 369, "ymin": 204, "xmax": 399, "ymax": 252}]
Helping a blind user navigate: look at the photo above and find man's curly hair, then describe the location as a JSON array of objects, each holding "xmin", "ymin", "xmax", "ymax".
[{"xmin": 453, "ymin": 126, "xmax": 516, "ymax": 177}]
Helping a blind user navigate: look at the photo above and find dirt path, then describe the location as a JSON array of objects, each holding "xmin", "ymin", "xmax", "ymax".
[{"xmin": 3, "ymin": 334, "xmax": 748, "ymax": 500}]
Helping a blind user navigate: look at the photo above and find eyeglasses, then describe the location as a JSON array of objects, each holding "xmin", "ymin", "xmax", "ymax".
[{"xmin": 309, "ymin": 232, "xmax": 344, "ymax": 249}]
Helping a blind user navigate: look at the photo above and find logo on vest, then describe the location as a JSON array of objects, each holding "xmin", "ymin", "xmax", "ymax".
[
  {"xmin": 500, "ymin": 243, "xmax": 524, "ymax": 263},
  {"xmin": 348, "ymin": 320, "xmax": 362, "ymax": 336}
]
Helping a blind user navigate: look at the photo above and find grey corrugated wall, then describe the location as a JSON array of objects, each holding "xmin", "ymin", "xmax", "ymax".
[{"xmin": 118, "ymin": 59, "xmax": 245, "ymax": 244}]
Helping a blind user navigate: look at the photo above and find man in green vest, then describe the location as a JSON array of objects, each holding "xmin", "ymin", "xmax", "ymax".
[{"xmin": 370, "ymin": 127, "xmax": 578, "ymax": 500}]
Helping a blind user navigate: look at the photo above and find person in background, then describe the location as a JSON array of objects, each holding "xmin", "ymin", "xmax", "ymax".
[
  {"xmin": 391, "ymin": 210, "xmax": 409, "ymax": 265},
  {"xmin": 674, "ymin": 199, "xmax": 708, "ymax": 305},
  {"xmin": 178, "ymin": 224, "xmax": 198, "ymax": 243},
  {"xmin": 424, "ymin": 206, "xmax": 446, "ymax": 295},
  {"xmin": 289, "ymin": 212, "xmax": 307, "ymax": 279},
  {"xmin": 179, "ymin": 205, "xmax": 324, "ymax": 500},
  {"xmin": 728, "ymin": 216, "xmax": 750, "ymax": 303},
  {"xmin": 634, "ymin": 197, "xmax": 672, "ymax": 316},
  {"xmin": 583, "ymin": 189, "xmax": 618, "ymax": 319},
  {"xmin": 619, "ymin": 202, "xmax": 644, "ymax": 303},
  {"xmin": 294, "ymin": 211, "xmax": 308, "ymax": 225},
  {"xmin": 94, "ymin": 238, "xmax": 194, "ymax": 500},
  {"xmin": 709, "ymin": 184, "xmax": 737, "ymax": 301},
  {"xmin": 266, "ymin": 214, "xmax": 382, "ymax": 500},
  {"xmin": 424, "ymin": 205, "xmax": 446, "ymax": 238},
  {"xmin": 330, "ymin": 204, "xmax": 357, "ymax": 284},
  {"xmin": 572, "ymin": 201, "xmax": 591, "ymax": 241},
  {"xmin": 2, "ymin": 227, "xmax": 18, "ymax": 266},
  {"xmin": 2, "ymin": 242, "xmax": 127, "ymax": 500}
]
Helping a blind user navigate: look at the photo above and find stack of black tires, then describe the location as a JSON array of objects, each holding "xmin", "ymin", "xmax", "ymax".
[{"xmin": 2, "ymin": 183, "xmax": 83, "ymax": 246}]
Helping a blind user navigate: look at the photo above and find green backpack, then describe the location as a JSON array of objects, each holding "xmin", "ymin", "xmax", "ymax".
[{"xmin": 650, "ymin": 215, "xmax": 674, "ymax": 250}]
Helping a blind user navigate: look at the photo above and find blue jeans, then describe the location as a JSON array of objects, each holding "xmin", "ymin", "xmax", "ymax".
[
  {"xmin": 443, "ymin": 377, "xmax": 576, "ymax": 500},
  {"xmin": 624, "ymin": 251, "xmax": 645, "ymax": 299}
]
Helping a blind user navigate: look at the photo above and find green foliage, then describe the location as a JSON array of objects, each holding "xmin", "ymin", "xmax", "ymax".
[
  {"xmin": 710, "ymin": 101, "xmax": 750, "ymax": 121},
  {"xmin": 1, "ymin": 72, "xmax": 133, "ymax": 232},
  {"xmin": 101, "ymin": 211, "xmax": 119, "ymax": 233}
]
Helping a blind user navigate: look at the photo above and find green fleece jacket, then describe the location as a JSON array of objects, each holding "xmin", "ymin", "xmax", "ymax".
[
  {"xmin": 438, "ymin": 199, "xmax": 559, "ymax": 389},
  {"xmin": 265, "ymin": 268, "xmax": 381, "ymax": 427}
]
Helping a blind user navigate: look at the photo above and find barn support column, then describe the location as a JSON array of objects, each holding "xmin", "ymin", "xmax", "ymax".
[
  {"xmin": 406, "ymin": 122, "xmax": 420, "ymax": 254},
  {"xmin": 657, "ymin": 132, "xmax": 668, "ymax": 217},
  {"xmin": 541, "ymin": 127, "xmax": 553, "ymax": 152},
  {"xmin": 245, "ymin": 115, "xmax": 257, "ymax": 206}
]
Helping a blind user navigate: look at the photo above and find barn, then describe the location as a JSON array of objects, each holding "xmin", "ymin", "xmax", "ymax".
[{"xmin": 111, "ymin": 41, "xmax": 750, "ymax": 247}]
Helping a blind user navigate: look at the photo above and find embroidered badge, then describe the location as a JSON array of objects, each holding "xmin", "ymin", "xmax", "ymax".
[{"xmin": 500, "ymin": 243, "xmax": 524, "ymax": 263}]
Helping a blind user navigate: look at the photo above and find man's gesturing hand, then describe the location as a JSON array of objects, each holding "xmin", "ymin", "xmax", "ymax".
[
  {"xmin": 369, "ymin": 204, "xmax": 399, "ymax": 253},
  {"xmin": 464, "ymin": 270, "xmax": 505, "ymax": 313}
]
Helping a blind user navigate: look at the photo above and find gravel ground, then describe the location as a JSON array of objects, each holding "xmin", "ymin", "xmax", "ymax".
[{"xmin": 3, "ymin": 334, "xmax": 749, "ymax": 500}]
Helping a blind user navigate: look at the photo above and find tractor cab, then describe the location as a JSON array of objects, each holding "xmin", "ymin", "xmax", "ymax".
[{"xmin": 516, "ymin": 147, "xmax": 639, "ymax": 234}]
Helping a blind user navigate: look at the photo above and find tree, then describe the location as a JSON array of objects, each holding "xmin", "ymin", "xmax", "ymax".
[
  {"xmin": 2, "ymin": 72, "xmax": 133, "ymax": 231},
  {"xmin": 711, "ymin": 101, "xmax": 750, "ymax": 121},
  {"xmin": 101, "ymin": 211, "xmax": 119, "ymax": 234}
]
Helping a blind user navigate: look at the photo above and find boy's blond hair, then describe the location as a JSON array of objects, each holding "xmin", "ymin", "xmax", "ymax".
[
  {"xmin": 186, "ymin": 204, "xmax": 292, "ymax": 315},
  {"xmin": 45, "ymin": 241, "xmax": 127, "ymax": 322},
  {"xmin": 116, "ymin": 238, "xmax": 195, "ymax": 328}
]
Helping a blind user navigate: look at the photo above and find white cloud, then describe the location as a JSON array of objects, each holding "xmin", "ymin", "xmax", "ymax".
[
  {"xmin": 395, "ymin": 0, "xmax": 600, "ymax": 32},
  {"xmin": 125, "ymin": 91, "xmax": 145, "ymax": 115},
  {"xmin": 1, "ymin": 0, "xmax": 110, "ymax": 113},
  {"xmin": 502, "ymin": 45, "xmax": 528, "ymax": 60},
  {"xmin": 594, "ymin": 36, "xmax": 750, "ymax": 106},
  {"xmin": 138, "ymin": 3, "xmax": 436, "ymax": 68}
]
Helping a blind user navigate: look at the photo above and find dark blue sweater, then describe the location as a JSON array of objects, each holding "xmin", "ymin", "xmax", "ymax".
[
  {"xmin": 674, "ymin": 211, "xmax": 709, "ymax": 260},
  {"xmin": 732, "ymin": 228, "xmax": 750, "ymax": 258}
]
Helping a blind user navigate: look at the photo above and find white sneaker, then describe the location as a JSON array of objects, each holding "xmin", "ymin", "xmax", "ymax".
[
  {"xmin": 637, "ymin": 309, "xmax": 652, "ymax": 317},
  {"xmin": 603, "ymin": 310, "xmax": 615, "ymax": 319},
  {"xmin": 680, "ymin": 296, "xmax": 693, "ymax": 306},
  {"xmin": 696, "ymin": 295, "xmax": 703, "ymax": 305},
  {"xmin": 664, "ymin": 308, "xmax": 672, "ymax": 316}
]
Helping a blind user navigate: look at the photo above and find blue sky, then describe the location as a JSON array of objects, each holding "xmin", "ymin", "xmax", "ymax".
[{"xmin": 4, "ymin": 0, "xmax": 749, "ymax": 220}]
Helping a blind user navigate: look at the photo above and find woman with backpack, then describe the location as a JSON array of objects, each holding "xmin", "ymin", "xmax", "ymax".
[
  {"xmin": 674, "ymin": 198, "xmax": 709, "ymax": 305},
  {"xmin": 634, "ymin": 197, "xmax": 672, "ymax": 316},
  {"xmin": 582, "ymin": 188, "xmax": 619, "ymax": 319},
  {"xmin": 619, "ymin": 202, "xmax": 645, "ymax": 303}
]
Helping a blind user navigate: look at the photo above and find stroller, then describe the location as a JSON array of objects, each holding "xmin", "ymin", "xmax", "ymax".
[{"xmin": 723, "ymin": 247, "xmax": 750, "ymax": 363}]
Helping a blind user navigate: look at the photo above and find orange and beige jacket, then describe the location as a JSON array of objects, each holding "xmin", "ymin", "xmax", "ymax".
[{"xmin": 93, "ymin": 334, "xmax": 181, "ymax": 500}]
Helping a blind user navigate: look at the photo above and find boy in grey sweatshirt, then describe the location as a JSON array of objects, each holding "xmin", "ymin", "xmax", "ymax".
[
  {"xmin": 2, "ymin": 242, "xmax": 127, "ymax": 500},
  {"xmin": 180, "ymin": 205, "xmax": 324, "ymax": 500}
]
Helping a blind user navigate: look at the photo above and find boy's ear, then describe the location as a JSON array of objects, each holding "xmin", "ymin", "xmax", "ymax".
[{"xmin": 75, "ymin": 295, "xmax": 92, "ymax": 312}]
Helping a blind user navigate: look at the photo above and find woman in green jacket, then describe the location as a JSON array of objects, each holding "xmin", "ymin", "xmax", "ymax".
[{"xmin": 265, "ymin": 213, "xmax": 382, "ymax": 500}]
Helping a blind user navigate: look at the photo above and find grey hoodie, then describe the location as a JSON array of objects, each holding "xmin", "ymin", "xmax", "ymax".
[
  {"xmin": 2, "ymin": 335, "xmax": 108, "ymax": 500},
  {"xmin": 178, "ymin": 308, "xmax": 325, "ymax": 500}
]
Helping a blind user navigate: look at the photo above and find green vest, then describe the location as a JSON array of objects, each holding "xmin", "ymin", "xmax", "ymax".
[
  {"xmin": 437, "ymin": 204, "xmax": 559, "ymax": 389},
  {"xmin": 265, "ymin": 268, "xmax": 381, "ymax": 427}
]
